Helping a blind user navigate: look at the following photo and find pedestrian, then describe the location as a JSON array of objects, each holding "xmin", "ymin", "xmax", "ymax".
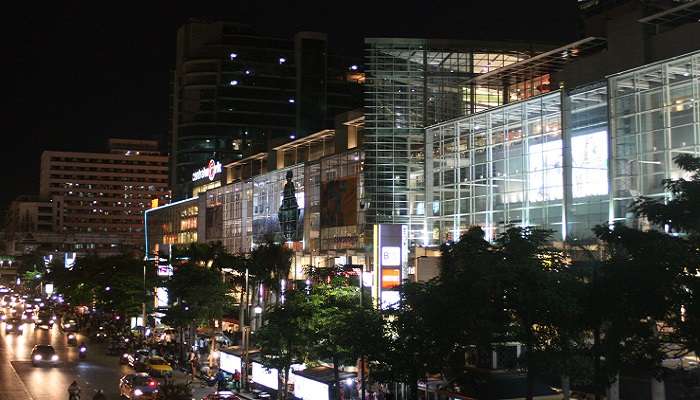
[
  {"xmin": 215, "ymin": 368, "xmax": 226, "ymax": 391},
  {"xmin": 190, "ymin": 352, "xmax": 199, "ymax": 377},
  {"xmin": 233, "ymin": 369, "xmax": 241, "ymax": 391}
]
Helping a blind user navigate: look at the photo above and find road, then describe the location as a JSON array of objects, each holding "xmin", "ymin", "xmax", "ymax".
[{"xmin": 0, "ymin": 310, "xmax": 218, "ymax": 399}]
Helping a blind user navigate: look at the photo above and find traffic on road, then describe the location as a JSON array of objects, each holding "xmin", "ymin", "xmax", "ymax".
[{"xmin": 0, "ymin": 284, "xmax": 240, "ymax": 400}]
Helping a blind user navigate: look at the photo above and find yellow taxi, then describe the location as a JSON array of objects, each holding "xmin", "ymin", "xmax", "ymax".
[{"xmin": 144, "ymin": 356, "xmax": 173, "ymax": 378}]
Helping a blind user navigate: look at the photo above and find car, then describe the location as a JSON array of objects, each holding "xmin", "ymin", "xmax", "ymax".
[
  {"xmin": 127, "ymin": 349, "xmax": 151, "ymax": 371},
  {"xmin": 4, "ymin": 318, "xmax": 24, "ymax": 334},
  {"xmin": 35, "ymin": 312, "xmax": 55, "ymax": 329},
  {"xmin": 202, "ymin": 392, "xmax": 241, "ymax": 400},
  {"xmin": 144, "ymin": 356, "xmax": 173, "ymax": 378},
  {"xmin": 62, "ymin": 318, "xmax": 78, "ymax": 332},
  {"xmin": 119, "ymin": 373, "xmax": 159, "ymax": 399},
  {"xmin": 31, "ymin": 344, "xmax": 59, "ymax": 367},
  {"xmin": 21, "ymin": 311, "xmax": 34, "ymax": 323}
]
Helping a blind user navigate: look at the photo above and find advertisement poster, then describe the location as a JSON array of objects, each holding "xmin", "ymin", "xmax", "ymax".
[{"xmin": 320, "ymin": 177, "xmax": 357, "ymax": 227}]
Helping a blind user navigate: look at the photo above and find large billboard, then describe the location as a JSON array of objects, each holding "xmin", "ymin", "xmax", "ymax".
[{"xmin": 320, "ymin": 177, "xmax": 357, "ymax": 227}]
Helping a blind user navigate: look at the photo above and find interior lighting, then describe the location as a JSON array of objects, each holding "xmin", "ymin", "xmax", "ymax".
[
  {"xmin": 278, "ymin": 57, "xmax": 286, "ymax": 64},
  {"xmin": 229, "ymin": 53, "xmax": 237, "ymax": 60},
  {"xmin": 288, "ymin": 98, "xmax": 295, "ymax": 103},
  {"xmin": 350, "ymin": 65, "xmax": 358, "ymax": 71},
  {"xmin": 230, "ymin": 80, "xmax": 239, "ymax": 86}
]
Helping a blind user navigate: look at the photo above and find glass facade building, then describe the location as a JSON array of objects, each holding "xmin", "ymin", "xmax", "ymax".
[
  {"xmin": 609, "ymin": 52, "xmax": 700, "ymax": 226},
  {"xmin": 363, "ymin": 39, "xmax": 534, "ymax": 242},
  {"xmin": 425, "ymin": 50, "xmax": 700, "ymax": 242},
  {"xmin": 426, "ymin": 92, "xmax": 565, "ymax": 243}
]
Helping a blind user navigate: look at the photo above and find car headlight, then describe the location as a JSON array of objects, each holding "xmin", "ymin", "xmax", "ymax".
[
  {"xmin": 134, "ymin": 388, "xmax": 143, "ymax": 396},
  {"xmin": 51, "ymin": 355, "xmax": 59, "ymax": 361},
  {"xmin": 34, "ymin": 354, "xmax": 42, "ymax": 360}
]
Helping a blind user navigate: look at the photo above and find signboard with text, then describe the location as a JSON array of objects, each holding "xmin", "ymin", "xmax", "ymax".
[
  {"xmin": 374, "ymin": 224, "xmax": 408, "ymax": 309},
  {"xmin": 192, "ymin": 159, "xmax": 222, "ymax": 182}
]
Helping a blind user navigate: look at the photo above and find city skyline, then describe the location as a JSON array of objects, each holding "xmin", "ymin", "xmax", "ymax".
[{"xmin": 2, "ymin": 1, "xmax": 580, "ymax": 208}]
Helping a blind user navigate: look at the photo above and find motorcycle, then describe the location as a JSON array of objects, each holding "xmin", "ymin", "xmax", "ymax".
[
  {"xmin": 67, "ymin": 333, "xmax": 78, "ymax": 346},
  {"xmin": 78, "ymin": 345, "xmax": 87, "ymax": 360}
]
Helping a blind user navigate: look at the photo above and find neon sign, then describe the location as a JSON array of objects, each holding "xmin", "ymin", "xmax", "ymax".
[{"xmin": 192, "ymin": 159, "xmax": 222, "ymax": 182}]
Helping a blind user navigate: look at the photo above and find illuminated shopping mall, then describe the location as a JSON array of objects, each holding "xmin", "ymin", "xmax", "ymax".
[{"xmin": 146, "ymin": 2, "xmax": 699, "ymax": 306}]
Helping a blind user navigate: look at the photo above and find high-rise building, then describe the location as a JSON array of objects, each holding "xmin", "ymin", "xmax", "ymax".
[
  {"xmin": 363, "ymin": 38, "xmax": 554, "ymax": 241},
  {"xmin": 40, "ymin": 139, "xmax": 170, "ymax": 246},
  {"xmin": 171, "ymin": 20, "xmax": 363, "ymax": 199}
]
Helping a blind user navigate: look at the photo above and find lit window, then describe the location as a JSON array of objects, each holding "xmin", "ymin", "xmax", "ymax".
[
  {"xmin": 230, "ymin": 80, "xmax": 238, "ymax": 86},
  {"xmin": 229, "ymin": 53, "xmax": 237, "ymax": 60},
  {"xmin": 279, "ymin": 57, "xmax": 286, "ymax": 64},
  {"xmin": 350, "ymin": 65, "xmax": 358, "ymax": 71},
  {"xmin": 288, "ymin": 98, "xmax": 295, "ymax": 103}
]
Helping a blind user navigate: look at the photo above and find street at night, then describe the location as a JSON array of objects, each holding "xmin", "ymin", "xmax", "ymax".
[
  {"xmin": 3, "ymin": 1, "xmax": 700, "ymax": 400},
  {"xmin": 0, "ymin": 300, "xmax": 218, "ymax": 400}
]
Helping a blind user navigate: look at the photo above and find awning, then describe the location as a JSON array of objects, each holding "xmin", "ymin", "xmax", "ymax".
[
  {"xmin": 638, "ymin": 1, "xmax": 700, "ymax": 28},
  {"xmin": 472, "ymin": 37, "xmax": 607, "ymax": 87}
]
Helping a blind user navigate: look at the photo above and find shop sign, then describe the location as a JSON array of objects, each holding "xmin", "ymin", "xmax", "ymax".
[{"xmin": 192, "ymin": 159, "xmax": 222, "ymax": 182}]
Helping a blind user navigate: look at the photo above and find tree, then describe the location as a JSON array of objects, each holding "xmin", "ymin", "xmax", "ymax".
[
  {"xmin": 163, "ymin": 260, "xmax": 230, "ymax": 328},
  {"xmin": 250, "ymin": 240, "xmax": 292, "ymax": 303},
  {"xmin": 49, "ymin": 254, "xmax": 156, "ymax": 315},
  {"xmin": 632, "ymin": 154, "xmax": 700, "ymax": 239},
  {"xmin": 375, "ymin": 280, "xmax": 442, "ymax": 400},
  {"xmin": 589, "ymin": 155, "xmax": 700, "ymax": 400},
  {"xmin": 256, "ymin": 290, "xmax": 314, "ymax": 400},
  {"xmin": 307, "ymin": 275, "xmax": 386, "ymax": 400},
  {"xmin": 496, "ymin": 227, "xmax": 572, "ymax": 400}
]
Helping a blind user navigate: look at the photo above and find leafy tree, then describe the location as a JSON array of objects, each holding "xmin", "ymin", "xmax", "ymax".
[
  {"xmin": 163, "ymin": 260, "xmax": 230, "ymax": 328},
  {"xmin": 632, "ymin": 154, "xmax": 700, "ymax": 239},
  {"xmin": 250, "ymin": 240, "xmax": 292, "ymax": 303},
  {"xmin": 375, "ymin": 280, "xmax": 442, "ymax": 400},
  {"xmin": 256, "ymin": 290, "xmax": 314, "ymax": 400},
  {"xmin": 49, "ymin": 254, "xmax": 156, "ymax": 315},
  {"xmin": 496, "ymin": 227, "xmax": 571, "ymax": 400},
  {"xmin": 307, "ymin": 275, "xmax": 386, "ymax": 400}
]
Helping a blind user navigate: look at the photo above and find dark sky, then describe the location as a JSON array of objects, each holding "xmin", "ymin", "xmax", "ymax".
[{"xmin": 3, "ymin": 1, "xmax": 581, "ymax": 209}]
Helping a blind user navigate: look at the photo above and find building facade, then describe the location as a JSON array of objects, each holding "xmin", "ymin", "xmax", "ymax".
[
  {"xmin": 171, "ymin": 20, "xmax": 363, "ymax": 199},
  {"xmin": 363, "ymin": 38, "xmax": 554, "ymax": 242},
  {"xmin": 148, "ymin": 1, "xmax": 700, "ymax": 295},
  {"xmin": 39, "ymin": 139, "xmax": 170, "ymax": 248}
]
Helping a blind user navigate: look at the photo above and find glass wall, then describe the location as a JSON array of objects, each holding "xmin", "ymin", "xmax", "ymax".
[
  {"xmin": 426, "ymin": 92, "xmax": 564, "ymax": 243},
  {"xmin": 145, "ymin": 198, "xmax": 199, "ymax": 255},
  {"xmin": 364, "ymin": 39, "xmax": 528, "ymax": 243},
  {"xmin": 566, "ymin": 85, "xmax": 610, "ymax": 239},
  {"xmin": 610, "ymin": 52, "xmax": 700, "ymax": 225}
]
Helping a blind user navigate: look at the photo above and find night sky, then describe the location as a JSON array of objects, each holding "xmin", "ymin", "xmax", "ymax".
[{"xmin": 3, "ymin": 1, "xmax": 581, "ymax": 210}]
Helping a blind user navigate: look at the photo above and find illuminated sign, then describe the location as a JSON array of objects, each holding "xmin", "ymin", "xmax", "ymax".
[
  {"xmin": 381, "ymin": 268, "xmax": 401, "ymax": 289},
  {"xmin": 192, "ymin": 159, "xmax": 222, "ymax": 182},
  {"xmin": 151, "ymin": 198, "xmax": 159, "ymax": 209},
  {"xmin": 155, "ymin": 287, "xmax": 169, "ymax": 308},
  {"xmin": 64, "ymin": 252, "xmax": 77, "ymax": 269},
  {"xmin": 381, "ymin": 246, "xmax": 401, "ymax": 267},
  {"xmin": 374, "ymin": 224, "xmax": 408, "ymax": 310}
]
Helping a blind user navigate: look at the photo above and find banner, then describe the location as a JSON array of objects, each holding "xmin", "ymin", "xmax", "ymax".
[{"xmin": 320, "ymin": 177, "xmax": 357, "ymax": 227}]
